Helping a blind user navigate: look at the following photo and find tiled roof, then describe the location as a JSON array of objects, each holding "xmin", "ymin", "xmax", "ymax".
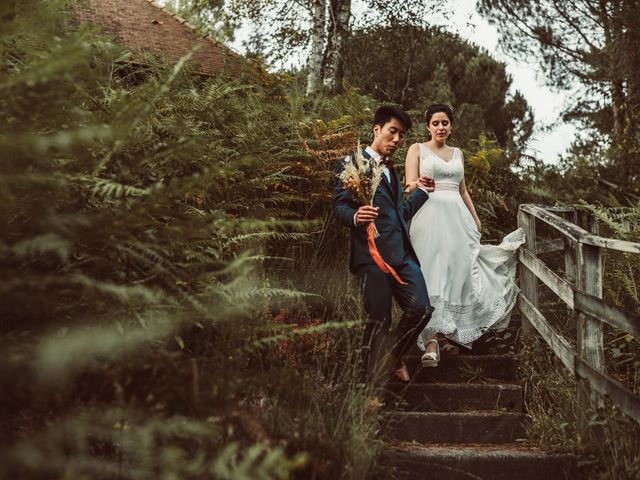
[{"xmin": 73, "ymin": 0, "xmax": 244, "ymax": 77}]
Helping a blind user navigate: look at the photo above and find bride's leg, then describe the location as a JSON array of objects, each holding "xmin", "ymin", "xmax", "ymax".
[
  {"xmin": 425, "ymin": 333, "xmax": 438, "ymax": 354},
  {"xmin": 421, "ymin": 336, "xmax": 440, "ymax": 367}
]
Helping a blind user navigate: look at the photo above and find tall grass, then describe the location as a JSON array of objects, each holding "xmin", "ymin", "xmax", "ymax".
[{"xmin": 0, "ymin": 1, "xmax": 383, "ymax": 478}]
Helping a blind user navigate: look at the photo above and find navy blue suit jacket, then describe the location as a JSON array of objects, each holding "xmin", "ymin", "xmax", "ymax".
[{"xmin": 333, "ymin": 150, "xmax": 428, "ymax": 272}]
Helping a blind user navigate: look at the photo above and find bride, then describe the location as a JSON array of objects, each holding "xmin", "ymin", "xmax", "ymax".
[{"xmin": 404, "ymin": 103, "xmax": 524, "ymax": 367}]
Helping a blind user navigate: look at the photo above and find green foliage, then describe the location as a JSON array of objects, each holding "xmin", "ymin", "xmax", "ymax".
[
  {"xmin": 461, "ymin": 134, "xmax": 516, "ymax": 238},
  {"xmin": 4, "ymin": 1, "xmax": 608, "ymax": 478},
  {"xmin": 6, "ymin": 410, "xmax": 308, "ymax": 479},
  {"xmin": 343, "ymin": 23, "xmax": 534, "ymax": 152},
  {"xmin": 0, "ymin": 2, "xmax": 384, "ymax": 479},
  {"xmin": 520, "ymin": 336, "xmax": 580, "ymax": 452}
]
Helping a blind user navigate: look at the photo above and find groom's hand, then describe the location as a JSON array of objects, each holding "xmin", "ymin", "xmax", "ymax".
[
  {"xmin": 355, "ymin": 206, "xmax": 378, "ymax": 225},
  {"xmin": 417, "ymin": 176, "xmax": 435, "ymax": 192}
]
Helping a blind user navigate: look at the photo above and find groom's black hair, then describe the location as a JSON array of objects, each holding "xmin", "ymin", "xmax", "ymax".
[{"xmin": 373, "ymin": 106, "xmax": 412, "ymax": 131}]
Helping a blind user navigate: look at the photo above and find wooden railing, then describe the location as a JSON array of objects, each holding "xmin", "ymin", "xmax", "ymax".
[{"xmin": 517, "ymin": 204, "xmax": 640, "ymax": 427}]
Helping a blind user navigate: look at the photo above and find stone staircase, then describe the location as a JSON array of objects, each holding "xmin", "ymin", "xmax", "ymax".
[{"xmin": 381, "ymin": 318, "xmax": 577, "ymax": 480}]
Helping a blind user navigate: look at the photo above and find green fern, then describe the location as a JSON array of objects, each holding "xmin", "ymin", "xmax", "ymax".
[
  {"xmin": 0, "ymin": 3, "xmax": 382, "ymax": 479},
  {"xmin": 212, "ymin": 442, "xmax": 307, "ymax": 480}
]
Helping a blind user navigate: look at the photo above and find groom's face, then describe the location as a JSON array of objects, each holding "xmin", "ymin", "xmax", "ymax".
[{"xmin": 372, "ymin": 117, "xmax": 407, "ymax": 157}]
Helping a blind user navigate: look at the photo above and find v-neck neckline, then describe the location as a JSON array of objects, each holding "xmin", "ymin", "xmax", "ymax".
[{"xmin": 424, "ymin": 144, "xmax": 455, "ymax": 163}]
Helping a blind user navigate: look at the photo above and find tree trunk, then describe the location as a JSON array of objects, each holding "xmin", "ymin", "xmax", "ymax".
[
  {"xmin": 598, "ymin": 0, "xmax": 626, "ymax": 143},
  {"xmin": 624, "ymin": 1, "xmax": 640, "ymax": 136},
  {"xmin": 322, "ymin": 0, "xmax": 351, "ymax": 92},
  {"xmin": 306, "ymin": 0, "xmax": 327, "ymax": 95},
  {"xmin": 610, "ymin": 1, "xmax": 626, "ymax": 143},
  {"xmin": 619, "ymin": 0, "xmax": 640, "ymax": 180}
]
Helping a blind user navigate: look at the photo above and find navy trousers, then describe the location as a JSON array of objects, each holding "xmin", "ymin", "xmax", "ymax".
[{"xmin": 356, "ymin": 255, "xmax": 432, "ymax": 384}]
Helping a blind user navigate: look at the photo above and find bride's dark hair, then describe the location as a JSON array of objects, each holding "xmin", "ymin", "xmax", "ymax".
[{"xmin": 424, "ymin": 103, "xmax": 454, "ymax": 124}]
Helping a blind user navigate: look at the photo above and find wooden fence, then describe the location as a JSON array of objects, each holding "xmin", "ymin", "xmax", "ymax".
[{"xmin": 517, "ymin": 204, "xmax": 640, "ymax": 427}]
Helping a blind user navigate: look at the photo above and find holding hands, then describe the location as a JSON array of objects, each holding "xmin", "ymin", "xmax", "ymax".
[
  {"xmin": 417, "ymin": 175, "xmax": 435, "ymax": 192},
  {"xmin": 406, "ymin": 175, "xmax": 435, "ymax": 193}
]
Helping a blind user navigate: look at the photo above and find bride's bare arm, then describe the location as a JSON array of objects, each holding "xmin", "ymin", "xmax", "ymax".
[
  {"xmin": 404, "ymin": 143, "xmax": 421, "ymax": 192},
  {"xmin": 459, "ymin": 178, "xmax": 481, "ymax": 232},
  {"xmin": 458, "ymin": 150, "xmax": 481, "ymax": 232}
]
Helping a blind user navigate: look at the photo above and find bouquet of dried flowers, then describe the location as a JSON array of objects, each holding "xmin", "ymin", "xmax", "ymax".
[
  {"xmin": 337, "ymin": 142, "xmax": 385, "ymax": 237},
  {"xmin": 337, "ymin": 143, "xmax": 407, "ymax": 285}
]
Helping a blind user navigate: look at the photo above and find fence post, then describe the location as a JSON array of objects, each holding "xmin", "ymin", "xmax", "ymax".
[
  {"xmin": 560, "ymin": 209, "xmax": 578, "ymax": 286},
  {"xmin": 576, "ymin": 210, "xmax": 605, "ymax": 436},
  {"xmin": 560, "ymin": 209, "xmax": 578, "ymax": 338},
  {"xmin": 518, "ymin": 208, "xmax": 537, "ymax": 338}
]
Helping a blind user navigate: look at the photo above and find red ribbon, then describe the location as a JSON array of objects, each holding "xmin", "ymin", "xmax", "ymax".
[{"xmin": 367, "ymin": 223, "xmax": 407, "ymax": 285}]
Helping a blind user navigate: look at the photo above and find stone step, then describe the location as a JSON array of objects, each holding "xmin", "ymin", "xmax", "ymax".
[
  {"xmin": 400, "ymin": 354, "xmax": 519, "ymax": 383},
  {"xmin": 387, "ymin": 411, "xmax": 530, "ymax": 444},
  {"xmin": 384, "ymin": 443, "xmax": 577, "ymax": 480},
  {"xmin": 386, "ymin": 382, "xmax": 523, "ymax": 412}
]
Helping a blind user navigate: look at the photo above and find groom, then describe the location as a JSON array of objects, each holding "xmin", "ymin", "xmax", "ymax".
[{"xmin": 333, "ymin": 106, "xmax": 434, "ymax": 386}]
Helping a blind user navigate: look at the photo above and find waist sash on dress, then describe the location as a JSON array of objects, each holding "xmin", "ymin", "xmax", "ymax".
[{"xmin": 434, "ymin": 181, "xmax": 459, "ymax": 192}]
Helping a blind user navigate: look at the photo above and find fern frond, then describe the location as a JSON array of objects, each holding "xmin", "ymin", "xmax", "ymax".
[
  {"xmin": 77, "ymin": 175, "xmax": 151, "ymax": 199},
  {"xmin": 36, "ymin": 313, "xmax": 175, "ymax": 381},
  {"xmin": 228, "ymin": 232, "xmax": 311, "ymax": 245},
  {"xmin": 11, "ymin": 233, "xmax": 71, "ymax": 262},
  {"xmin": 212, "ymin": 442, "xmax": 305, "ymax": 480},
  {"xmin": 246, "ymin": 320, "xmax": 359, "ymax": 352}
]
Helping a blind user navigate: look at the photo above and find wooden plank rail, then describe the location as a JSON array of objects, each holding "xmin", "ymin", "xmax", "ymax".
[
  {"xmin": 520, "ymin": 204, "xmax": 640, "ymax": 254},
  {"xmin": 574, "ymin": 291, "xmax": 640, "ymax": 339},
  {"xmin": 517, "ymin": 204, "xmax": 640, "ymax": 429},
  {"xmin": 518, "ymin": 248, "xmax": 574, "ymax": 308},
  {"xmin": 581, "ymin": 234, "xmax": 640, "ymax": 254},
  {"xmin": 519, "ymin": 295, "xmax": 576, "ymax": 373},
  {"xmin": 520, "ymin": 204, "xmax": 588, "ymax": 243}
]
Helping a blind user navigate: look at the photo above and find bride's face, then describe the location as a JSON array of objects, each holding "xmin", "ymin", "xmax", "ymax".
[{"xmin": 427, "ymin": 112, "xmax": 452, "ymax": 142}]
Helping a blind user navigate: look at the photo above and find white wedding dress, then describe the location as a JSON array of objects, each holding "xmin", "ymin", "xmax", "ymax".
[{"xmin": 410, "ymin": 143, "xmax": 525, "ymax": 350}]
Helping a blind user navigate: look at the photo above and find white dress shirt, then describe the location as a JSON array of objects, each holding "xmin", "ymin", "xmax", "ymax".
[{"xmin": 365, "ymin": 146, "xmax": 391, "ymax": 183}]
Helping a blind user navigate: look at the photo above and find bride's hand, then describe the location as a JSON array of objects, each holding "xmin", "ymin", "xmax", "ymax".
[
  {"xmin": 404, "ymin": 181, "xmax": 417, "ymax": 193},
  {"xmin": 475, "ymin": 220, "xmax": 482, "ymax": 233}
]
